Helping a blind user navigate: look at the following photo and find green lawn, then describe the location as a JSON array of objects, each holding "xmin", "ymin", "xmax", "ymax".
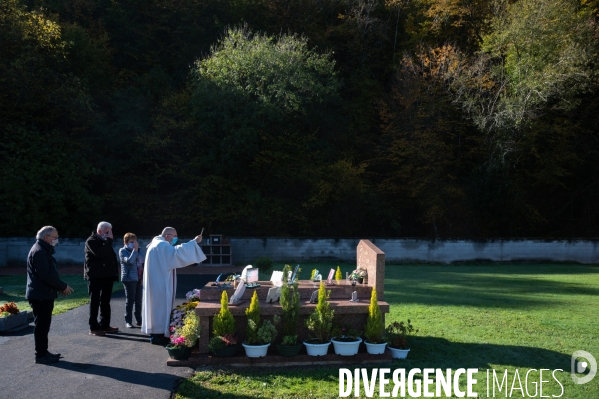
[
  {"xmin": 0, "ymin": 275, "xmax": 123, "ymax": 315},
  {"xmin": 176, "ymin": 263, "xmax": 599, "ymax": 398}
]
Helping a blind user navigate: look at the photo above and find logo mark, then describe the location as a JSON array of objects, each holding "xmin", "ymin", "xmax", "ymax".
[{"xmin": 571, "ymin": 350, "xmax": 597, "ymax": 385}]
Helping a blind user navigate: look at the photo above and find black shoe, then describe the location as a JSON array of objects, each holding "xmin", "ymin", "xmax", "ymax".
[
  {"xmin": 35, "ymin": 355, "xmax": 59, "ymax": 364},
  {"xmin": 47, "ymin": 352, "xmax": 62, "ymax": 358},
  {"xmin": 150, "ymin": 335, "xmax": 169, "ymax": 345}
]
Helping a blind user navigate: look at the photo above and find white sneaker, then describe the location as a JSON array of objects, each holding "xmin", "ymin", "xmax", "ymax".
[{"xmin": 126, "ymin": 323, "xmax": 133, "ymax": 328}]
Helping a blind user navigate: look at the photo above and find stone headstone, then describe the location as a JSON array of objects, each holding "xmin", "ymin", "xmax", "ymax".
[{"xmin": 357, "ymin": 240, "xmax": 386, "ymax": 300}]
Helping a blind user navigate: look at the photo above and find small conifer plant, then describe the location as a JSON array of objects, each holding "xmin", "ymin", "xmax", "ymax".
[
  {"xmin": 335, "ymin": 266, "xmax": 342, "ymax": 285},
  {"xmin": 213, "ymin": 291, "xmax": 235, "ymax": 337},
  {"xmin": 364, "ymin": 288, "xmax": 384, "ymax": 344},
  {"xmin": 305, "ymin": 282, "xmax": 334, "ymax": 343}
]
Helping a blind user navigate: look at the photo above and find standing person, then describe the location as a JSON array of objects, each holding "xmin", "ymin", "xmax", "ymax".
[
  {"xmin": 26, "ymin": 226, "xmax": 74, "ymax": 364},
  {"xmin": 142, "ymin": 227, "xmax": 206, "ymax": 345},
  {"xmin": 84, "ymin": 221, "xmax": 119, "ymax": 336},
  {"xmin": 119, "ymin": 232, "xmax": 144, "ymax": 328}
]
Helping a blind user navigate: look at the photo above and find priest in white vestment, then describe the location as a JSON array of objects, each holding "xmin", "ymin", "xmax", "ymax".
[{"xmin": 142, "ymin": 227, "xmax": 206, "ymax": 344}]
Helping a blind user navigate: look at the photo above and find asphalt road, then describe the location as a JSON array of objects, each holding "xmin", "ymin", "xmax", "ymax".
[{"xmin": 0, "ymin": 274, "xmax": 217, "ymax": 399}]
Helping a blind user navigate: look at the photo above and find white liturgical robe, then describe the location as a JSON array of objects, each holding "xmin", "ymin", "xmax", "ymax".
[{"xmin": 141, "ymin": 236, "xmax": 206, "ymax": 336}]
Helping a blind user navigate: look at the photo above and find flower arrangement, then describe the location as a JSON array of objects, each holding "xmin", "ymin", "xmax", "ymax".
[
  {"xmin": 170, "ymin": 300, "xmax": 199, "ymax": 331},
  {"xmin": 185, "ymin": 289, "xmax": 201, "ymax": 302},
  {"xmin": 349, "ymin": 268, "xmax": 367, "ymax": 280},
  {"xmin": 169, "ymin": 311, "xmax": 200, "ymax": 348},
  {"xmin": 386, "ymin": 320, "xmax": 417, "ymax": 349},
  {"xmin": 0, "ymin": 302, "xmax": 20, "ymax": 318}
]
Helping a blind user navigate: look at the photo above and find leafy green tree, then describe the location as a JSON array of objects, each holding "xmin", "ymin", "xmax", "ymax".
[
  {"xmin": 148, "ymin": 25, "xmax": 345, "ymax": 235},
  {"xmin": 446, "ymin": 0, "xmax": 597, "ymax": 157}
]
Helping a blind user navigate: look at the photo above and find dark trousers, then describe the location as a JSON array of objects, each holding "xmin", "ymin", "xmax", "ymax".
[
  {"xmin": 28, "ymin": 299, "xmax": 54, "ymax": 357},
  {"xmin": 88, "ymin": 278, "xmax": 114, "ymax": 330},
  {"xmin": 122, "ymin": 280, "xmax": 142, "ymax": 324}
]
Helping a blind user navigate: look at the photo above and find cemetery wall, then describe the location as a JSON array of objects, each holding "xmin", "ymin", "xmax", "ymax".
[{"xmin": 1, "ymin": 237, "xmax": 598, "ymax": 267}]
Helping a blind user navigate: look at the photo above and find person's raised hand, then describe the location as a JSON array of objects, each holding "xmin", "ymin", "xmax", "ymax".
[
  {"xmin": 107, "ymin": 229, "xmax": 114, "ymax": 239},
  {"xmin": 194, "ymin": 235, "xmax": 203, "ymax": 243},
  {"xmin": 134, "ymin": 241, "xmax": 139, "ymax": 251}
]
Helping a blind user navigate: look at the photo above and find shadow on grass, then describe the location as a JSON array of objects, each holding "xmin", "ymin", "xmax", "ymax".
[
  {"xmin": 385, "ymin": 264, "xmax": 599, "ymax": 309},
  {"xmin": 405, "ymin": 336, "xmax": 572, "ymax": 371}
]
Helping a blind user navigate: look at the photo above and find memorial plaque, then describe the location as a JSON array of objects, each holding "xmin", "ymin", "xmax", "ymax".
[
  {"xmin": 270, "ymin": 271, "xmax": 283, "ymax": 287},
  {"xmin": 309, "ymin": 290, "xmax": 318, "ymax": 304},
  {"xmin": 290, "ymin": 264, "xmax": 300, "ymax": 283},
  {"xmin": 326, "ymin": 268, "xmax": 335, "ymax": 284},
  {"xmin": 266, "ymin": 287, "xmax": 282, "ymax": 303},
  {"xmin": 229, "ymin": 280, "xmax": 246, "ymax": 305}
]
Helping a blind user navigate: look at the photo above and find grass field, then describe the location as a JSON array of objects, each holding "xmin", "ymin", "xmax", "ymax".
[
  {"xmin": 175, "ymin": 262, "xmax": 599, "ymax": 399},
  {"xmin": 0, "ymin": 275, "xmax": 123, "ymax": 315}
]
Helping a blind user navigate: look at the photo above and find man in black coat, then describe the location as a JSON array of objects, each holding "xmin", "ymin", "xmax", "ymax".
[
  {"xmin": 26, "ymin": 226, "xmax": 74, "ymax": 364},
  {"xmin": 84, "ymin": 221, "xmax": 120, "ymax": 336}
]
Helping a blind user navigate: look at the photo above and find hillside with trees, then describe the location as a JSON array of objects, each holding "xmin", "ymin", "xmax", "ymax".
[{"xmin": 1, "ymin": 0, "xmax": 598, "ymax": 238}]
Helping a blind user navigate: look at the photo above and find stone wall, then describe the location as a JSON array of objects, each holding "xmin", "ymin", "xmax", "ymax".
[{"xmin": 1, "ymin": 237, "xmax": 598, "ymax": 267}]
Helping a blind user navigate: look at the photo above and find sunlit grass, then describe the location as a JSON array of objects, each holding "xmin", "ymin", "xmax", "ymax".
[{"xmin": 176, "ymin": 263, "xmax": 599, "ymax": 398}]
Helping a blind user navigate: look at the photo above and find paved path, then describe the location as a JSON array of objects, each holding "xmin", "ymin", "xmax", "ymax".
[{"xmin": 0, "ymin": 274, "xmax": 217, "ymax": 399}]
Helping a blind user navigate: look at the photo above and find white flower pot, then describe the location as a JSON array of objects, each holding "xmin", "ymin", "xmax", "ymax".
[
  {"xmin": 389, "ymin": 347, "xmax": 410, "ymax": 359},
  {"xmin": 303, "ymin": 341, "xmax": 331, "ymax": 356},
  {"xmin": 364, "ymin": 341, "xmax": 387, "ymax": 355},
  {"xmin": 242, "ymin": 342, "xmax": 270, "ymax": 358},
  {"xmin": 331, "ymin": 337, "xmax": 362, "ymax": 356}
]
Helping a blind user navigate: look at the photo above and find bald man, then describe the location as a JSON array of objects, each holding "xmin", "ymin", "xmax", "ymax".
[{"xmin": 141, "ymin": 227, "xmax": 206, "ymax": 345}]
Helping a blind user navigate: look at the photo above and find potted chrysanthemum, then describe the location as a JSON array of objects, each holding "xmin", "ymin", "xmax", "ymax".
[{"xmin": 166, "ymin": 311, "xmax": 200, "ymax": 360}]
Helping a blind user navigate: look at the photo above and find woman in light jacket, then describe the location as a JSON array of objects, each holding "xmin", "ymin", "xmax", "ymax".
[{"xmin": 119, "ymin": 232, "xmax": 144, "ymax": 328}]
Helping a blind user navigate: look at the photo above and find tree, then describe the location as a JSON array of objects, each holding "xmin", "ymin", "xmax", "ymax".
[
  {"xmin": 446, "ymin": 0, "xmax": 597, "ymax": 158},
  {"xmin": 0, "ymin": 0, "xmax": 101, "ymax": 236},
  {"xmin": 145, "ymin": 25, "xmax": 345, "ymax": 235}
]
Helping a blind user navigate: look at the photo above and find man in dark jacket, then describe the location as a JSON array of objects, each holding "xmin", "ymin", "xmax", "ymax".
[
  {"xmin": 84, "ymin": 221, "xmax": 120, "ymax": 336},
  {"xmin": 27, "ymin": 226, "xmax": 74, "ymax": 364}
]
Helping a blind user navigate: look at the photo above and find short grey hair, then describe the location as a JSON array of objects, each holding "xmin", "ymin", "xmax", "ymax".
[
  {"xmin": 161, "ymin": 227, "xmax": 176, "ymax": 236},
  {"xmin": 36, "ymin": 226, "xmax": 56, "ymax": 240},
  {"xmin": 97, "ymin": 221, "xmax": 112, "ymax": 232}
]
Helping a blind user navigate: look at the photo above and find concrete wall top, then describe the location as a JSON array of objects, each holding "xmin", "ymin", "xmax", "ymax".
[{"xmin": 1, "ymin": 237, "xmax": 598, "ymax": 267}]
